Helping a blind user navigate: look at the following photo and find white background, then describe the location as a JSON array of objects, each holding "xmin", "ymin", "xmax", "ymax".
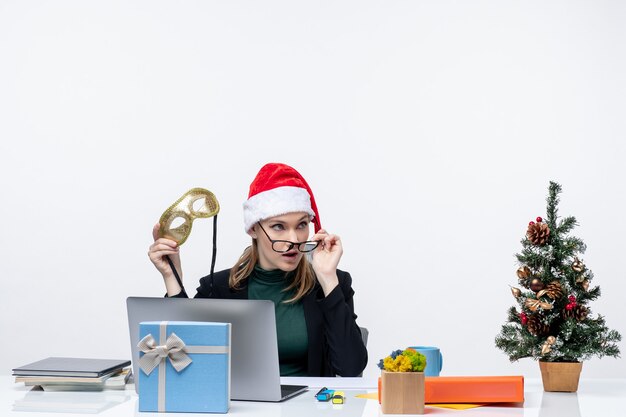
[{"xmin": 1, "ymin": 0, "xmax": 624, "ymax": 379}]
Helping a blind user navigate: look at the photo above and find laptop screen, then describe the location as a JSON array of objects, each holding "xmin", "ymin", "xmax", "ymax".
[{"xmin": 126, "ymin": 297, "xmax": 287, "ymax": 401}]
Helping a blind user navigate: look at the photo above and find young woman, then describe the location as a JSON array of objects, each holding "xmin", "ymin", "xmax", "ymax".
[{"xmin": 148, "ymin": 162, "xmax": 368, "ymax": 377}]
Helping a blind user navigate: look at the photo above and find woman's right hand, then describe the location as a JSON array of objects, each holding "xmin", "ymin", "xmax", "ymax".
[{"xmin": 148, "ymin": 223, "xmax": 182, "ymax": 281}]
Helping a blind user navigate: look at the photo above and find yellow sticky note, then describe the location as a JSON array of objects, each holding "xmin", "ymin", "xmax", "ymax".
[{"xmin": 354, "ymin": 392, "xmax": 487, "ymax": 410}]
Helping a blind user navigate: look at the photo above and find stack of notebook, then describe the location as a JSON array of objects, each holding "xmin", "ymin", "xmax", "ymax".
[{"xmin": 13, "ymin": 357, "xmax": 132, "ymax": 391}]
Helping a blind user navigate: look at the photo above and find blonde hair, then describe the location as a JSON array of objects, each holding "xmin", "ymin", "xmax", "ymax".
[{"xmin": 229, "ymin": 239, "xmax": 316, "ymax": 303}]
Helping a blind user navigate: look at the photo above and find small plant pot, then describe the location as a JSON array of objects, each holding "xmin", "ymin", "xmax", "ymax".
[
  {"xmin": 380, "ymin": 370, "xmax": 425, "ymax": 414},
  {"xmin": 539, "ymin": 360, "xmax": 583, "ymax": 392}
]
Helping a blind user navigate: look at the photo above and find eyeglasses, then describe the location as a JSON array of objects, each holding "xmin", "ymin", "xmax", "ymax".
[{"xmin": 256, "ymin": 222, "xmax": 319, "ymax": 253}]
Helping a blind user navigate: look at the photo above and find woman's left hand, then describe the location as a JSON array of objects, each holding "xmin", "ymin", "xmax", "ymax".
[{"xmin": 310, "ymin": 229, "xmax": 342, "ymax": 296}]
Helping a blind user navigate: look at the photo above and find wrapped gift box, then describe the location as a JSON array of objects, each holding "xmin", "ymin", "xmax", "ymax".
[{"xmin": 138, "ymin": 321, "xmax": 230, "ymax": 413}]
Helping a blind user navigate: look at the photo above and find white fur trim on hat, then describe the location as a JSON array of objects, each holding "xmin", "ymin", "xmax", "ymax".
[{"xmin": 243, "ymin": 186, "xmax": 315, "ymax": 232}]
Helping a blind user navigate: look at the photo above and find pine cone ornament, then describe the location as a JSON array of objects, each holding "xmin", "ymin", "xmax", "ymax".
[
  {"xmin": 563, "ymin": 305, "xmax": 589, "ymax": 321},
  {"xmin": 527, "ymin": 222, "xmax": 550, "ymax": 245},
  {"xmin": 536, "ymin": 281, "xmax": 563, "ymax": 300},
  {"xmin": 527, "ymin": 314, "xmax": 549, "ymax": 336},
  {"xmin": 576, "ymin": 306, "xmax": 589, "ymax": 321}
]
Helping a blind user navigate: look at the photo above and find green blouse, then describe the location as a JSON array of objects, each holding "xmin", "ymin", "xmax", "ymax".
[{"xmin": 248, "ymin": 266, "xmax": 309, "ymax": 376}]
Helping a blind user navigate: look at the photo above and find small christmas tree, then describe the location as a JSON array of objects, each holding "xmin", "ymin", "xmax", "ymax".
[{"xmin": 495, "ymin": 182, "xmax": 621, "ymax": 362}]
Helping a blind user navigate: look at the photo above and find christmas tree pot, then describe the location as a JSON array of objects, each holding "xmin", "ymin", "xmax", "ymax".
[
  {"xmin": 380, "ymin": 370, "xmax": 425, "ymax": 414},
  {"xmin": 539, "ymin": 361, "xmax": 582, "ymax": 392}
]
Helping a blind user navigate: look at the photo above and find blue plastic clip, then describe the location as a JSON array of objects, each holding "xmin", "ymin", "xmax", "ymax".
[{"xmin": 315, "ymin": 387, "xmax": 335, "ymax": 402}]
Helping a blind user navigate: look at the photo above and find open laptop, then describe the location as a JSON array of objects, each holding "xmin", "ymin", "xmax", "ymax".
[{"xmin": 126, "ymin": 297, "xmax": 307, "ymax": 402}]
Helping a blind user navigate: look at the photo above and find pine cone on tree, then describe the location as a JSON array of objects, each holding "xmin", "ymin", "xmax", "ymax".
[
  {"xmin": 526, "ymin": 314, "xmax": 549, "ymax": 336},
  {"xmin": 536, "ymin": 281, "xmax": 563, "ymax": 299},
  {"xmin": 563, "ymin": 305, "xmax": 589, "ymax": 321},
  {"xmin": 576, "ymin": 306, "xmax": 589, "ymax": 321},
  {"xmin": 527, "ymin": 222, "xmax": 550, "ymax": 245}
]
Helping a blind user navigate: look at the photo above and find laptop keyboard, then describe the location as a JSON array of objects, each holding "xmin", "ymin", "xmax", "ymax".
[{"xmin": 280, "ymin": 384, "xmax": 307, "ymax": 399}]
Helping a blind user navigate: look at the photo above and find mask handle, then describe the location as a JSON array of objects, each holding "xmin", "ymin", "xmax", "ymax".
[
  {"xmin": 159, "ymin": 188, "xmax": 219, "ymax": 296},
  {"xmin": 165, "ymin": 214, "xmax": 217, "ymax": 296}
]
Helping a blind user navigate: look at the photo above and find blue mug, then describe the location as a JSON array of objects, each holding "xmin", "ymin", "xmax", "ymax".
[{"xmin": 408, "ymin": 346, "xmax": 443, "ymax": 376}]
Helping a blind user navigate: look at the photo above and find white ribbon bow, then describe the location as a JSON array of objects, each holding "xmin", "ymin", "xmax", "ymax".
[{"xmin": 138, "ymin": 332, "xmax": 192, "ymax": 375}]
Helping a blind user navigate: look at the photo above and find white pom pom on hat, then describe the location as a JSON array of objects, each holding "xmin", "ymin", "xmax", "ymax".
[{"xmin": 243, "ymin": 163, "xmax": 321, "ymax": 233}]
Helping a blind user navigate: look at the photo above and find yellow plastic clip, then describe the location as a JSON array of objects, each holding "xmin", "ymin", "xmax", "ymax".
[{"xmin": 331, "ymin": 391, "xmax": 345, "ymax": 404}]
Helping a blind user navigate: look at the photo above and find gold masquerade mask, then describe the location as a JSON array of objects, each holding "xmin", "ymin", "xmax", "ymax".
[{"xmin": 158, "ymin": 188, "xmax": 220, "ymax": 245}]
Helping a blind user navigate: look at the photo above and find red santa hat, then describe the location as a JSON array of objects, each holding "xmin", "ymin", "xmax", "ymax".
[{"xmin": 243, "ymin": 163, "xmax": 321, "ymax": 233}]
